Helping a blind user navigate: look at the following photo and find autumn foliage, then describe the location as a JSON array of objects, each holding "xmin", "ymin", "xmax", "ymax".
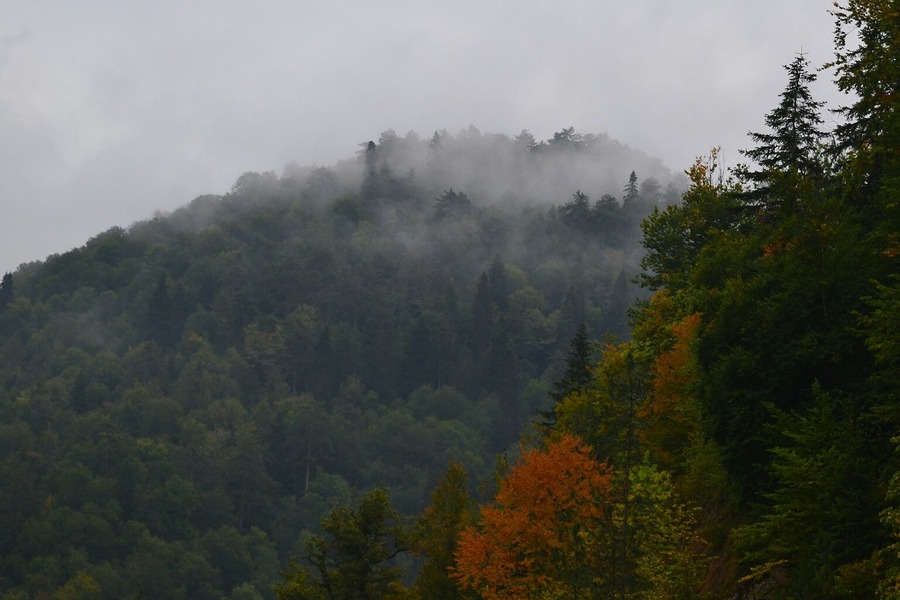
[
  {"xmin": 640, "ymin": 311, "xmax": 703, "ymax": 469},
  {"xmin": 453, "ymin": 435, "xmax": 614, "ymax": 599}
]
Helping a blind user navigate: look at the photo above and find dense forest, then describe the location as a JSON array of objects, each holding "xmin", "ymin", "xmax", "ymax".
[
  {"xmin": 0, "ymin": 118, "xmax": 678, "ymax": 598},
  {"xmin": 1, "ymin": 1, "xmax": 898, "ymax": 598}
]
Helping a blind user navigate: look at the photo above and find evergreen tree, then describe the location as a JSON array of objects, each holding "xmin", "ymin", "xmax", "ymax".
[
  {"xmin": 735, "ymin": 388, "xmax": 882, "ymax": 597},
  {"xmin": 623, "ymin": 171, "xmax": 645, "ymax": 251},
  {"xmin": 737, "ymin": 53, "xmax": 826, "ymax": 212},
  {"xmin": 623, "ymin": 171, "xmax": 640, "ymax": 213},
  {"xmin": 557, "ymin": 256, "xmax": 586, "ymax": 345},
  {"xmin": 360, "ymin": 141, "xmax": 379, "ymax": 202},
  {"xmin": 433, "ymin": 189, "xmax": 473, "ymax": 221},
  {"xmin": 553, "ymin": 322, "xmax": 593, "ymax": 404},
  {"xmin": 829, "ymin": 0, "xmax": 900, "ymax": 160},
  {"xmin": 829, "ymin": 0, "xmax": 900, "ymax": 254},
  {"xmin": 604, "ymin": 270, "xmax": 632, "ymax": 338},
  {"xmin": 540, "ymin": 322, "xmax": 594, "ymax": 430},
  {"xmin": 592, "ymin": 194, "xmax": 625, "ymax": 245},
  {"xmin": 0, "ymin": 272, "xmax": 12, "ymax": 308},
  {"xmin": 559, "ymin": 190, "xmax": 593, "ymax": 232}
]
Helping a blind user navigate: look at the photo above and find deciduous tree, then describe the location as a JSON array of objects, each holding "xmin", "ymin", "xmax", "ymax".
[{"xmin": 453, "ymin": 435, "xmax": 614, "ymax": 599}]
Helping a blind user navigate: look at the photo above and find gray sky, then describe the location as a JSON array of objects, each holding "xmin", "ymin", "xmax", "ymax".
[{"xmin": 1, "ymin": 1, "xmax": 845, "ymax": 272}]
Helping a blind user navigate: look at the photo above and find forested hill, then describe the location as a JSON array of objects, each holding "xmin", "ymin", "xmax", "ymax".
[{"xmin": 0, "ymin": 127, "xmax": 675, "ymax": 598}]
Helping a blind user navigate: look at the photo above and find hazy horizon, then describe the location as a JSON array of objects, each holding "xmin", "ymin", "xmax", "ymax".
[{"xmin": 2, "ymin": 1, "xmax": 846, "ymax": 272}]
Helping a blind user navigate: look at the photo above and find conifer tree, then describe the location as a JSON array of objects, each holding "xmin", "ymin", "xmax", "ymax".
[
  {"xmin": 551, "ymin": 322, "xmax": 593, "ymax": 405},
  {"xmin": 360, "ymin": 140, "xmax": 379, "ymax": 202},
  {"xmin": 828, "ymin": 0, "xmax": 900, "ymax": 251},
  {"xmin": 623, "ymin": 171, "xmax": 639, "ymax": 207},
  {"xmin": 737, "ymin": 53, "xmax": 826, "ymax": 211},
  {"xmin": 540, "ymin": 322, "xmax": 594, "ymax": 431},
  {"xmin": 0, "ymin": 272, "xmax": 12, "ymax": 308},
  {"xmin": 746, "ymin": 53, "xmax": 825, "ymax": 173}
]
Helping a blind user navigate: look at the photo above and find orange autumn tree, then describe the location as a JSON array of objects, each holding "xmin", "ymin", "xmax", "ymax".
[
  {"xmin": 639, "ymin": 311, "xmax": 703, "ymax": 470},
  {"xmin": 453, "ymin": 434, "xmax": 614, "ymax": 599}
]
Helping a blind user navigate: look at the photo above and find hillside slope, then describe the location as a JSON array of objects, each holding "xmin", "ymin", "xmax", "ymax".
[{"xmin": 0, "ymin": 127, "xmax": 673, "ymax": 599}]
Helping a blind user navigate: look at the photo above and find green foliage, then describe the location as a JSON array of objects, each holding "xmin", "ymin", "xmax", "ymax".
[
  {"xmin": 555, "ymin": 341, "xmax": 648, "ymax": 470},
  {"xmin": 433, "ymin": 189, "xmax": 473, "ymax": 221},
  {"xmin": 629, "ymin": 6, "xmax": 900, "ymax": 594},
  {"xmin": 8, "ymin": 11, "xmax": 900, "ymax": 594},
  {"xmin": 410, "ymin": 461, "xmax": 476, "ymax": 599},
  {"xmin": 737, "ymin": 52, "xmax": 826, "ymax": 207},
  {"xmin": 734, "ymin": 388, "xmax": 883, "ymax": 596},
  {"xmin": 551, "ymin": 322, "xmax": 594, "ymax": 405},
  {"xmin": 274, "ymin": 562, "xmax": 327, "ymax": 600},
  {"xmin": 285, "ymin": 488, "xmax": 410, "ymax": 600},
  {"xmin": 538, "ymin": 321, "xmax": 595, "ymax": 431},
  {"xmin": 0, "ymin": 126, "xmax": 665, "ymax": 596},
  {"xmin": 639, "ymin": 149, "xmax": 745, "ymax": 292},
  {"xmin": 860, "ymin": 275, "xmax": 900, "ymax": 375},
  {"xmin": 879, "ymin": 438, "xmax": 900, "ymax": 599},
  {"xmin": 624, "ymin": 460, "xmax": 709, "ymax": 599}
]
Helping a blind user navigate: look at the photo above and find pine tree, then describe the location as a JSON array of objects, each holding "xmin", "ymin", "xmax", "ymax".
[
  {"xmin": 622, "ymin": 171, "xmax": 640, "ymax": 214},
  {"xmin": 540, "ymin": 322, "xmax": 594, "ymax": 431},
  {"xmin": 828, "ymin": 0, "xmax": 900, "ymax": 254},
  {"xmin": 737, "ymin": 53, "xmax": 826, "ymax": 211},
  {"xmin": 433, "ymin": 188, "xmax": 473, "ymax": 220},
  {"xmin": 552, "ymin": 322, "xmax": 593, "ymax": 404},
  {"xmin": 360, "ymin": 140, "xmax": 379, "ymax": 202},
  {"xmin": 559, "ymin": 190, "xmax": 593, "ymax": 231},
  {"xmin": 829, "ymin": 0, "xmax": 900, "ymax": 160},
  {"xmin": 623, "ymin": 171, "xmax": 646, "ymax": 250}
]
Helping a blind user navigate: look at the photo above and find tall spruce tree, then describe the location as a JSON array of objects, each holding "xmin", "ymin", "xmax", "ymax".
[
  {"xmin": 540, "ymin": 322, "xmax": 594, "ymax": 431},
  {"xmin": 552, "ymin": 322, "xmax": 593, "ymax": 404},
  {"xmin": 737, "ymin": 53, "xmax": 826, "ymax": 211}
]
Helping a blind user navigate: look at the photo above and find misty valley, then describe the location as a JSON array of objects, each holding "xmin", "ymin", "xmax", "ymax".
[{"xmin": 1, "ymin": 3, "xmax": 899, "ymax": 597}]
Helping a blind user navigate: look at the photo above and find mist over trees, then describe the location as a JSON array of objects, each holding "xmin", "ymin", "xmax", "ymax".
[
  {"xmin": 1, "ymin": 0, "xmax": 896, "ymax": 596},
  {"xmin": 0, "ymin": 126, "xmax": 672, "ymax": 598},
  {"xmin": 284, "ymin": 125, "xmax": 682, "ymax": 212}
]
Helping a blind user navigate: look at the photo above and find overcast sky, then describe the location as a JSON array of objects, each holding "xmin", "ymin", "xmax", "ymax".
[{"xmin": 2, "ymin": 1, "xmax": 846, "ymax": 272}]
